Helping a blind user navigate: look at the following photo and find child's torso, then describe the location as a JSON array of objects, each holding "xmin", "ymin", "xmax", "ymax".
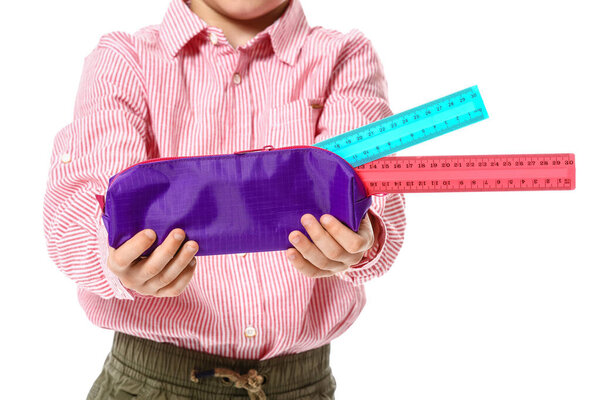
[{"xmin": 134, "ymin": 26, "xmax": 346, "ymax": 157}]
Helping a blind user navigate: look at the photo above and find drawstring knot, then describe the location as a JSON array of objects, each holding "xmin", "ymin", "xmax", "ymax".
[{"xmin": 191, "ymin": 367, "xmax": 267, "ymax": 400}]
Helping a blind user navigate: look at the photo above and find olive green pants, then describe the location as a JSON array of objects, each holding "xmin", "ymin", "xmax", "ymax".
[{"xmin": 87, "ymin": 332, "xmax": 336, "ymax": 400}]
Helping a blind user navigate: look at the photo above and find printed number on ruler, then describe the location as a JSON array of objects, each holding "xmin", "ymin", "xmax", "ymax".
[
  {"xmin": 314, "ymin": 86, "xmax": 489, "ymax": 167},
  {"xmin": 355, "ymin": 154, "xmax": 576, "ymax": 194}
]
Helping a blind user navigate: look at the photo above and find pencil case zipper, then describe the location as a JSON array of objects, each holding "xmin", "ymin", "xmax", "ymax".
[{"xmin": 105, "ymin": 144, "xmax": 356, "ymax": 191}]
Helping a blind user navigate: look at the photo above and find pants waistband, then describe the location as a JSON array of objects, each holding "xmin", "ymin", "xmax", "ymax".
[{"xmin": 109, "ymin": 332, "xmax": 332, "ymax": 397}]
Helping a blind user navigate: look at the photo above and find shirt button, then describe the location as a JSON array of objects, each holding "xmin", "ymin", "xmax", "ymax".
[
  {"xmin": 232, "ymin": 73, "xmax": 241, "ymax": 84},
  {"xmin": 61, "ymin": 152, "xmax": 71, "ymax": 163},
  {"xmin": 209, "ymin": 32, "xmax": 218, "ymax": 45},
  {"xmin": 244, "ymin": 326, "xmax": 257, "ymax": 338}
]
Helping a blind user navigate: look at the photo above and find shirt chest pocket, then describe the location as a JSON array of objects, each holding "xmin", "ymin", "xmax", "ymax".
[{"xmin": 256, "ymin": 97, "xmax": 325, "ymax": 148}]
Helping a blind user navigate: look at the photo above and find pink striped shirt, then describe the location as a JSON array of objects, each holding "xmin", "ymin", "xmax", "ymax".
[{"xmin": 43, "ymin": 0, "xmax": 406, "ymax": 359}]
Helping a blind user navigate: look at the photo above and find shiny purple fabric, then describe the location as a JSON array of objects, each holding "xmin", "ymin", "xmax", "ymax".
[{"xmin": 100, "ymin": 146, "xmax": 372, "ymax": 256}]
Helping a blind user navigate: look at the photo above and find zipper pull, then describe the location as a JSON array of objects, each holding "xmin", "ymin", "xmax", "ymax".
[
  {"xmin": 234, "ymin": 145, "xmax": 275, "ymax": 155},
  {"xmin": 95, "ymin": 193, "xmax": 105, "ymax": 213}
]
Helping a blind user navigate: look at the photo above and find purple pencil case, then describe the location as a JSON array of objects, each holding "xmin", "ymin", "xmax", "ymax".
[{"xmin": 96, "ymin": 145, "xmax": 372, "ymax": 257}]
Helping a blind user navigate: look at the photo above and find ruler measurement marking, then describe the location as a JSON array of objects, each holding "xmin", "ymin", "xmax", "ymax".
[
  {"xmin": 335, "ymin": 108, "xmax": 483, "ymax": 159},
  {"xmin": 364, "ymin": 168, "xmax": 570, "ymax": 179},
  {"xmin": 309, "ymin": 85, "xmax": 574, "ymax": 193},
  {"xmin": 315, "ymin": 86, "xmax": 489, "ymax": 167},
  {"xmin": 355, "ymin": 154, "xmax": 575, "ymax": 194}
]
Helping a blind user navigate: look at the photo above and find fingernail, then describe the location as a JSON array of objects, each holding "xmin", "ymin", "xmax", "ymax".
[
  {"xmin": 288, "ymin": 253, "xmax": 296, "ymax": 260},
  {"xmin": 322, "ymin": 215, "xmax": 332, "ymax": 224},
  {"xmin": 291, "ymin": 235, "xmax": 300, "ymax": 244},
  {"xmin": 174, "ymin": 231, "xmax": 184, "ymax": 240},
  {"xmin": 144, "ymin": 229, "xmax": 155, "ymax": 239}
]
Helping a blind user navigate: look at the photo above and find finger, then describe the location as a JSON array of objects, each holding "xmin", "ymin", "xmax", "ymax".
[
  {"xmin": 109, "ymin": 229, "xmax": 156, "ymax": 273},
  {"xmin": 133, "ymin": 228, "xmax": 187, "ymax": 282},
  {"xmin": 298, "ymin": 213, "xmax": 358, "ymax": 265},
  {"xmin": 143, "ymin": 240, "xmax": 198, "ymax": 291},
  {"xmin": 285, "ymin": 247, "xmax": 344, "ymax": 278},
  {"xmin": 320, "ymin": 213, "xmax": 374, "ymax": 254},
  {"xmin": 155, "ymin": 264, "xmax": 196, "ymax": 297},
  {"xmin": 287, "ymin": 228, "xmax": 347, "ymax": 273}
]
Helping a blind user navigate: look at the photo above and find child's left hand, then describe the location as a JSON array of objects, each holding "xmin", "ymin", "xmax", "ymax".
[{"xmin": 287, "ymin": 213, "xmax": 377, "ymax": 278}]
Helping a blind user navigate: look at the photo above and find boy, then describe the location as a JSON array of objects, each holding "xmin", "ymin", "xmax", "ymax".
[{"xmin": 43, "ymin": 0, "xmax": 407, "ymax": 398}]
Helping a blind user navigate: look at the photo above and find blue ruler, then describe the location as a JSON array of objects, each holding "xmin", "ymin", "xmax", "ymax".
[{"xmin": 314, "ymin": 86, "xmax": 489, "ymax": 167}]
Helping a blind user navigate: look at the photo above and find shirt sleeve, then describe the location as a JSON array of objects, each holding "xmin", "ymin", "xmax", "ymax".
[
  {"xmin": 313, "ymin": 29, "xmax": 407, "ymax": 286},
  {"xmin": 42, "ymin": 33, "xmax": 153, "ymax": 300}
]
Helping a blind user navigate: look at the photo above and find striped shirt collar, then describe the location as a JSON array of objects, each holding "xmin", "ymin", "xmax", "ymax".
[{"xmin": 159, "ymin": 0, "xmax": 310, "ymax": 65}]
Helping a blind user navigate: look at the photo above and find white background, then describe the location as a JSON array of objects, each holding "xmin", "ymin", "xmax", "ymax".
[{"xmin": 1, "ymin": 0, "xmax": 598, "ymax": 399}]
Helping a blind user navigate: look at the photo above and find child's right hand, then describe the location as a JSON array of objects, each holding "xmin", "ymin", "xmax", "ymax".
[{"xmin": 107, "ymin": 228, "xmax": 198, "ymax": 297}]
